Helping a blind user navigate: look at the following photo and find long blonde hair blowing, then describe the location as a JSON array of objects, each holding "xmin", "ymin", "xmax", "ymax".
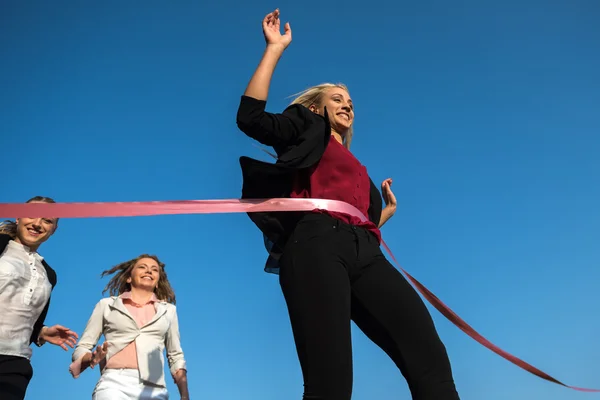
[
  {"xmin": 101, "ymin": 254, "xmax": 176, "ymax": 304},
  {"xmin": 290, "ymin": 83, "xmax": 354, "ymax": 149},
  {"xmin": 0, "ymin": 196, "xmax": 58, "ymax": 239}
]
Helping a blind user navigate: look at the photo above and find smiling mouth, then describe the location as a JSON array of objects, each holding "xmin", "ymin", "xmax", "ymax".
[
  {"xmin": 27, "ymin": 228, "xmax": 42, "ymax": 237},
  {"xmin": 337, "ymin": 113, "xmax": 350, "ymax": 120},
  {"xmin": 142, "ymin": 276, "xmax": 153, "ymax": 281}
]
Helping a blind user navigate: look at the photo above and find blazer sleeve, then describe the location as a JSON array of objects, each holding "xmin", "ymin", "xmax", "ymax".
[
  {"xmin": 368, "ymin": 178, "xmax": 383, "ymax": 227},
  {"xmin": 236, "ymin": 95, "xmax": 309, "ymax": 148},
  {"xmin": 164, "ymin": 305, "xmax": 186, "ymax": 376},
  {"xmin": 71, "ymin": 300, "xmax": 105, "ymax": 362}
]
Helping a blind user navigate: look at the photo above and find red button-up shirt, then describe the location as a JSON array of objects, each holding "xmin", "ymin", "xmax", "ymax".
[{"xmin": 290, "ymin": 136, "xmax": 382, "ymax": 242}]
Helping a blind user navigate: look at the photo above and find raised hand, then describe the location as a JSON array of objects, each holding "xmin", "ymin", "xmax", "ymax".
[
  {"xmin": 90, "ymin": 342, "xmax": 109, "ymax": 369},
  {"xmin": 262, "ymin": 9, "xmax": 292, "ymax": 50},
  {"xmin": 381, "ymin": 178, "xmax": 397, "ymax": 209},
  {"xmin": 41, "ymin": 324, "xmax": 78, "ymax": 351},
  {"xmin": 378, "ymin": 178, "xmax": 398, "ymax": 227}
]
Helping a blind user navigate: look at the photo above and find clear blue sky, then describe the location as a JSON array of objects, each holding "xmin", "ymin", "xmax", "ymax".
[{"xmin": 1, "ymin": 1, "xmax": 599, "ymax": 399}]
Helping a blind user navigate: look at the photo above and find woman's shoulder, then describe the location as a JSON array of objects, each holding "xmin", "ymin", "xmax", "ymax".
[
  {"xmin": 162, "ymin": 301, "xmax": 177, "ymax": 310},
  {"xmin": 96, "ymin": 296, "xmax": 117, "ymax": 307},
  {"xmin": 159, "ymin": 301, "xmax": 180, "ymax": 316},
  {"xmin": 282, "ymin": 102, "xmax": 325, "ymax": 123}
]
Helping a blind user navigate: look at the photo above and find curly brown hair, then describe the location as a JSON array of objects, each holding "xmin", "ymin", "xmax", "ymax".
[
  {"xmin": 0, "ymin": 196, "xmax": 57, "ymax": 239},
  {"xmin": 101, "ymin": 254, "xmax": 176, "ymax": 304}
]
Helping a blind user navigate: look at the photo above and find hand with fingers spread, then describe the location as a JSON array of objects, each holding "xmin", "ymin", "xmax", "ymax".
[
  {"xmin": 243, "ymin": 9, "xmax": 293, "ymax": 101},
  {"xmin": 89, "ymin": 342, "xmax": 108, "ymax": 369},
  {"xmin": 262, "ymin": 8, "xmax": 292, "ymax": 51},
  {"xmin": 40, "ymin": 324, "xmax": 78, "ymax": 350}
]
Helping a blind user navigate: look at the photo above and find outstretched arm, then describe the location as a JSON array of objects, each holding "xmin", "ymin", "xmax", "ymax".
[
  {"xmin": 244, "ymin": 9, "xmax": 292, "ymax": 101},
  {"xmin": 237, "ymin": 9, "xmax": 303, "ymax": 148}
]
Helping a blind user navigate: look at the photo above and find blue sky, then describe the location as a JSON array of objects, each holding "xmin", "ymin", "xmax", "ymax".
[{"xmin": 1, "ymin": 1, "xmax": 599, "ymax": 399}]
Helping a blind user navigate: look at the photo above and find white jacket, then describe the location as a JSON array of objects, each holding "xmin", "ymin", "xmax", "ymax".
[{"xmin": 72, "ymin": 296, "xmax": 186, "ymax": 388}]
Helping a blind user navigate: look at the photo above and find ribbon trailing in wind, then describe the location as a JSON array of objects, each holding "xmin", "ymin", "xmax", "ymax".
[{"xmin": 0, "ymin": 199, "xmax": 597, "ymax": 392}]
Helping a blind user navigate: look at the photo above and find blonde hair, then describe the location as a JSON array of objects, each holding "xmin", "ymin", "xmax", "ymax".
[
  {"xmin": 0, "ymin": 196, "xmax": 58, "ymax": 239},
  {"xmin": 101, "ymin": 254, "xmax": 177, "ymax": 304},
  {"xmin": 290, "ymin": 83, "xmax": 354, "ymax": 149}
]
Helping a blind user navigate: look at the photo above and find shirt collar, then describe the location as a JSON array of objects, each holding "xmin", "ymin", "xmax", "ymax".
[
  {"xmin": 120, "ymin": 291, "xmax": 158, "ymax": 305},
  {"xmin": 8, "ymin": 240, "xmax": 44, "ymax": 262}
]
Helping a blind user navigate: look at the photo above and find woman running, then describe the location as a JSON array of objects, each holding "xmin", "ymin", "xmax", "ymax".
[
  {"xmin": 70, "ymin": 254, "xmax": 189, "ymax": 400},
  {"xmin": 0, "ymin": 195, "xmax": 78, "ymax": 400},
  {"xmin": 235, "ymin": 9, "xmax": 460, "ymax": 400}
]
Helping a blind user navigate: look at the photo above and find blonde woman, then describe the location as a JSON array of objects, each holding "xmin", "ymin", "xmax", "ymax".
[
  {"xmin": 70, "ymin": 255, "xmax": 189, "ymax": 400},
  {"xmin": 0, "ymin": 196, "xmax": 78, "ymax": 400},
  {"xmin": 236, "ymin": 9, "xmax": 460, "ymax": 400}
]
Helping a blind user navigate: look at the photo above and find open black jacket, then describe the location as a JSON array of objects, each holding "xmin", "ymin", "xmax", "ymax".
[
  {"xmin": 236, "ymin": 95, "xmax": 383, "ymax": 273},
  {"xmin": 0, "ymin": 234, "xmax": 57, "ymax": 346}
]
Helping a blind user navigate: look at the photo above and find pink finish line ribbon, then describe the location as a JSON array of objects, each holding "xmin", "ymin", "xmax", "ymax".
[{"xmin": 0, "ymin": 199, "xmax": 597, "ymax": 392}]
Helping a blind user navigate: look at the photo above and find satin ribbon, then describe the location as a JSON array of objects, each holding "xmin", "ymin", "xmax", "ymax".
[{"xmin": 0, "ymin": 199, "xmax": 597, "ymax": 392}]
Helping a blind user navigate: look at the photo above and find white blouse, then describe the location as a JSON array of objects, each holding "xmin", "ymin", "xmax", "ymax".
[{"xmin": 0, "ymin": 240, "xmax": 51, "ymax": 359}]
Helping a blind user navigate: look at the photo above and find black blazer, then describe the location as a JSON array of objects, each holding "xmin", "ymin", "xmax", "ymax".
[
  {"xmin": 0, "ymin": 234, "xmax": 57, "ymax": 346},
  {"xmin": 236, "ymin": 95, "xmax": 383, "ymax": 272}
]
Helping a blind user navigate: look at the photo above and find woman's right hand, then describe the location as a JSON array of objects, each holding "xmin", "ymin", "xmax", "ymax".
[
  {"xmin": 89, "ymin": 342, "xmax": 108, "ymax": 369},
  {"xmin": 262, "ymin": 9, "xmax": 292, "ymax": 51}
]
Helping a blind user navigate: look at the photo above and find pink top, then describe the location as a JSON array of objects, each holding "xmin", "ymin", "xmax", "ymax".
[{"xmin": 69, "ymin": 292, "xmax": 158, "ymax": 377}]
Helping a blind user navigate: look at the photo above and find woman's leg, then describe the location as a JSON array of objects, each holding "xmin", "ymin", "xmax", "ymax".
[
  {"xmin": 350, "ymin": 247, "xmax": 460, "ymax": 400},
  {"xmin": 279, "ymin": 217, "xmax": 356, "ymax": 400}
]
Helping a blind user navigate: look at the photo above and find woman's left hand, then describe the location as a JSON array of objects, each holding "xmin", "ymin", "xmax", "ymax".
[
  {"xmin": 40, "ymin": 325, "xmax": 79, "ymax": 350},
  {"xmin": 381, "ymin": 178, "xmax": 397, "ymax": 210}
]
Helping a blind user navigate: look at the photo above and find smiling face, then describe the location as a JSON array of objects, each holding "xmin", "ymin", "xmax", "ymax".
[
  {"xmin": 15, "ymin": 200, "xmax": 58, "ymax": 251},
  {"xmin": 127, "ymin": 257, "xmax": 161, "ymax": 292},
  {"xmin": 310, "ymin": 86, "xmax": 354, "ymax": 135}
]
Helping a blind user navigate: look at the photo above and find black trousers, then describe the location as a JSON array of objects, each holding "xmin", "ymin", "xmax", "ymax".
[
  {"xmin": 279, "ymin": 214, "xmax": 460, "ymax": 400},
  {"xmin": 0, "ymin": 355, "xmax": 33, "ymax": 400}
]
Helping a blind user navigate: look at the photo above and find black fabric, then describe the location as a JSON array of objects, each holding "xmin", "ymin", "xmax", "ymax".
[
  {"xmin": 278, "ymin": 214, "xmax": 460, "ymax": 400},
  {"xmin": 0, "ymin": 234, "xmax": 56, "ymax": 345},
  {"xmin": 0, "ymin": 355, "xmax": 33, "ymax": 400},
  {"xmin": 236, "ymin": 96, "xmax": 382, "ymax": 271}
]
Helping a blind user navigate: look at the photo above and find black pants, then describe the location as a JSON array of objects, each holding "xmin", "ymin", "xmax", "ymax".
[
  {"xmin": 0, "ymin": 355, "xmax": 33, "ymax": 400},
  {"xmin": 279, "ymin": 214, "xmax": 460, "ymax": 400}
]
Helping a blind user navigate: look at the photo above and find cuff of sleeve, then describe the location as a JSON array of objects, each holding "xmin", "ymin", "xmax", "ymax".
[
  {"xmin": 170, "ymin": 360, "xmax": 187, "ymax": 377},
  {"xmin": 35, "ymin": 327, "xmax": 46, "ymax": 347},
  {"xmin": 240, "ymin": 95, "xmax": 267, "ymax": 108}
]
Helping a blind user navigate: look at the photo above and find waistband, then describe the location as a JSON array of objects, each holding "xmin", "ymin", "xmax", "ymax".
[
  {"xmin": 299, "ymin": 212, "xmax": 378, "ymax": 239},
  {"xmin": 102, "ymin": 368, "xmax": 139, "ymax": 377}
]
